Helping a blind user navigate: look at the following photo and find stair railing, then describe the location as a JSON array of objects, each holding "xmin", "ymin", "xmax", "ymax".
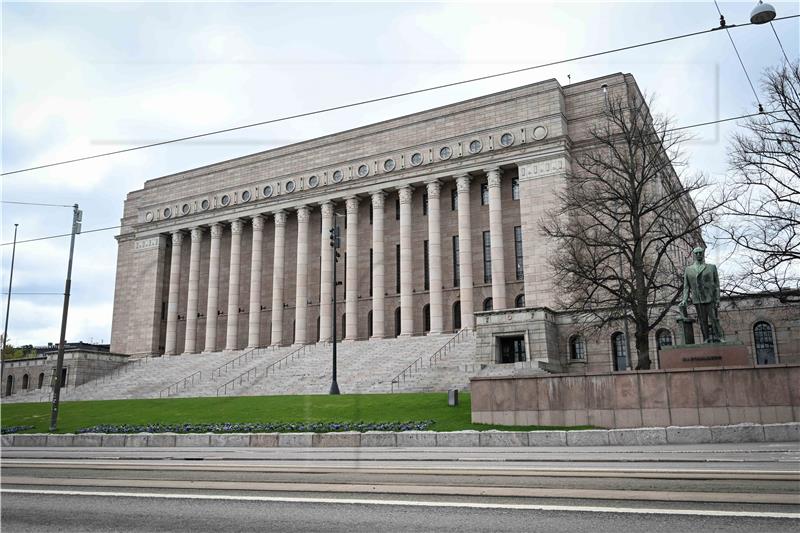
[
  {"xmin": 216, "ymin": 343, "xmax": 312, "ymax": 397},
  {"xmin": 158, "ymin": 370, "xmax": 202, "ymax": 398},
  {"xmin": 211, "ymin": 345, "xmax": 274, "ymax": 379},
  {"xmin": 429, "ymin": 327, "xmax": 471, "ymax": 367},
  {"xmin": 390, "ymin": 328, "xmax": 472, "ymax": 393}
]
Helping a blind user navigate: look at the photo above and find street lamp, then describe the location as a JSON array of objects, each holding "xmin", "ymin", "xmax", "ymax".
[
  {"xmin": 328, "ymin": 222, "xmax": 342, "ymax": 395},
  {"xmin": 750, "ymin": 1, "xmax": 776, "ymax": 24}
]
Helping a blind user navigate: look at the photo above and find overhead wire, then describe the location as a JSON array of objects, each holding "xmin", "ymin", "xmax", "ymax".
[
  {"xmin": 0, "ymin": 110, "xmax": 778, "ymax": 247},
  {"xmin": 2, "ymin": 14, "xmax": 797, "ymax": 177},
  {"xmin": 713, "ymin": 0, "xmax": 764, "ymax": 111},
  {"xmin": 769, "ymin": 21, "xmax": 793, "ymax": 64}
]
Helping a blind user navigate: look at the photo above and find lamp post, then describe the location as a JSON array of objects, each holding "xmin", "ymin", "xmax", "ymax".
[
  {"xmin": 328, "ymin": 222, "xmax": 342, "ymax": 395},
  {"xmin": 49, "ymin": 204, "xmax": 81, "ymax": 431},
  {"xmin": 1, "ymin": 223, "xmax": 19, "ymax": 385}
]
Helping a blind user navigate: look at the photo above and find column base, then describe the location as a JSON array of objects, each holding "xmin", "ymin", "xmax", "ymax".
[
  {"xmin": 398, "ymin": 333, "xmax": 413, "ymax": 338},
  {"xmin": 180, "ymin": 351, "xmax": 196, "ymax": 356},
  {"xmin": 369, "ymin": 335, "xmax": 386, "ymax": 340},
  {"xmin": 201, "ymin": 349, "xmax": 216, "ymax": 354},
  {"xmin": 426, "ymin": 330, "xmax": 444, "ymax": 336}
]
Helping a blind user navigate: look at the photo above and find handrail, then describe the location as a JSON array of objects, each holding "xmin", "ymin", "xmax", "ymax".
[
  {"xmin": 390, "ymin": 328, "xmax": 471, "ymax": 393},
  {"xmin": 211, "ymin": 345, "xmax": 275, "ymax": 378},
  {"xmin": 216, "ymin": 343, "xmax": 311, "ymax": 396},
  {"xmin": 429, "ymin": 327, "xmax": 471, "ymax": 366},
  {"xmin": 158, "ymin": 370, "xmax": 202, "ymax": 398}
]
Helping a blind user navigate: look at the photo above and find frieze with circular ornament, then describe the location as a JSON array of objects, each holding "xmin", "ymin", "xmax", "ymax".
[
  {"xmin": 410, "ymin": 152, "xmax": 423, "ymax": 166},
  {"xmin": 200, "ymin": 199, "xmax": 210, "ymax": 210},
  {"xmin": 357, "ymin": 164, "xmax": 369, "ymax": 177},
  {"xmin": 532, "ymin": 125, "xmax": 548, "ymax": 141},
  {"xmin": 241, "ymin": 190, "xmax": 252, "ymax": 202},
  {"xmin": 163, "ymin": 207, "xmax": 172, "ymax": 218},
  {"xmin": 468, "ymin": 139, "xmax": 482, "ymax": 154},
  {"xmin": 181, "ymin": 203, "xmax": 190, "ymax": 215},
  {"xmin": 308, "ymin": 175, "xmax": 320, "ymax": 188},
  {"xmin": 145, "ymin": 211, "xmax": 154, "ymax": 222},
  {"xmin": 332, "ymin": 169, "xmax": 344, "ymax": 183},
  {"xmin": 439, "ymin": 146, "xmax": 452, "ymax": 160},
  {"xmin": 500, "ymin": 132, "xmax": 514, "ymax": 147},
  {"xmin": 383, "ymin": 159, "xmax": 396, "ymax": 172},
  {"xmin": 220, "ymin": 194, "xmax": 231, "ymax": 206},
  {"xmin": 263, "ymin": 184, "xmax": 274, "ymax": 198},
  {"xmin": 285, "ymin": 180, "xmax": 296, "ymax": 193}
]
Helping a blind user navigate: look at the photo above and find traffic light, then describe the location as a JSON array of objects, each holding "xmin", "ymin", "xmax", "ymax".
[{"xmin": 329, "ymin": 226, "xmax": 340, "ymax": 249}]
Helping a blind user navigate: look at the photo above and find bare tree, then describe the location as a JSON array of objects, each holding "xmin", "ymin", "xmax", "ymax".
[
  {"xmin": 717, "ymin": 61, "xmax": 800, "ymax": 301},
  {"xmin": 542, "ymin": 87, "xmax": 714, "ymax": 370}
]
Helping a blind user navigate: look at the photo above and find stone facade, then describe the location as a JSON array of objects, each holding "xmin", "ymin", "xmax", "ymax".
[
  {"xmin": 113, "ymin": 73, "xmax": 632, "ymax": 356},
  {"xmin": 2, "ymin": 350, "xmax": 129, "ymax": 398}
]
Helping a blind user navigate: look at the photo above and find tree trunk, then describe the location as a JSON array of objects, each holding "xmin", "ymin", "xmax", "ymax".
[{"xmin": 634, "ymin": 320, "xmax": 651, "ymax": 370}]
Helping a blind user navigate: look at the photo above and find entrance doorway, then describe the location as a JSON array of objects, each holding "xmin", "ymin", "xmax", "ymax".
[{"xmin": 498, "ymin": 336, "xmax": 526, "ymax": 364}]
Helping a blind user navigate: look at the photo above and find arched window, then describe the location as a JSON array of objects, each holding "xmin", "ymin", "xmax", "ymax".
[
  {"xmin": 656, "ymin": 328, "xmax": 673, "ymax": 349},
  {"xmin": 422, "ymin": 304, "xmax": 430, "ymax": 333},
  {"xmin": 367, "ymin": 311, "xmax": 373, "ymax": 338},
  {"xmin": 569, "ymin": 336, "xmax": 586, "ymax": 360},
  {"xmin": 452, "ymin": 301, "xmax": 461, "ymax": 331},
  {"xmin": 515, "ymin": 294, "xmax": 525, "ymax": 308},
  {"xmin": 37, "ymin": 372, "xmax": 45, "ymax": 389},
  {"xmin": 22, "ymin": 374, "xmax": 29, "ymax": 390},
  {"xmin": 753, "ymin": 321, "xmax": 776, "ymax": 365},
  {"xmin": 394, "ymin": 307, "xmax": 401, "ymax": 337},
  {"xmin": 611, "ymin": 332, "xmax": 628, "ymax": 371},
  {"xmin": 483, "ymin": 298, "xmax": 493, "ymax": 311},
  {"xmin": 5, "ymin": 375, "xmax": 13, "ymax": 396}
]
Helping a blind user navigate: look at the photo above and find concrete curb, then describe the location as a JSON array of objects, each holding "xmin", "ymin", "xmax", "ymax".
[{"xmin": 2, "ymin": 422, "xmax": 797, "ymax": 448}]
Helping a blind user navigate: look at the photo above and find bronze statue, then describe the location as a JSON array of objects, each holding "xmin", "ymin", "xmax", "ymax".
[{"xmin": 680, "ymin": 247, "xmax": 724, "ymax": 342}]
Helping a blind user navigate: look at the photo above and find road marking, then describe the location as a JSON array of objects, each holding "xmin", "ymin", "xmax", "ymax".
[
  {"xmin": 3, "ymin": 488, "xmax": 799, "ymax": 519},
  {"xmin": 4, "ymin": 475, "xmax": 799, "ymax": 505},
  {"xmin": 4, "ymin": 459, "xmax": 797, "ymax": 480}
]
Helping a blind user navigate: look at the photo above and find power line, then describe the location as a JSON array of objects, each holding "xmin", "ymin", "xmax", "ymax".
[
  {"xmin": 2, "ymin": 14, "xmax": 797, "ymax": 177},
  {"xmin": 0, "ymin": 225, "xmax": 121, "ymax": 246},
  {"xmin": 1, "ymin": 200, "xmax": 74, "ymax": 208},
  {"xmin": 1, "ymin": 292, "xmax": 64, "ymax": 296},
  {"xmin": 713, "ymin": 0, "xmax": 763, "ymax": 110},
  {"xmin": 0, "ymin": 109, "xmax": 780, "ymax": 248},
  {"xmin": 770, "ymin": 21, "xmax": 793, "ymax": 64}
]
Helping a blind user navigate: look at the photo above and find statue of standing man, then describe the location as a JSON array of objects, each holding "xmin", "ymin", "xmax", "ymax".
[{"xmin": 680, "ymin": 247, "xmax": 724, "ymax": 343}]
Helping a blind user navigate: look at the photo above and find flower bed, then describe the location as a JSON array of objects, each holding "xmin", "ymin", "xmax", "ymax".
[{"xmin": 75, "ymin": 421, "xmax": 434, "ymax": 434}]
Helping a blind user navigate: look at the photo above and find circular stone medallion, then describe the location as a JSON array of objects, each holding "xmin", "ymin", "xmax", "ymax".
[
  {"xmin": 357, "ymin": 164, "xmax": 369, "ymax": 177},
  {"xmin": 308, "ymin": 175, "xmax": 320, "ymax": 188},
  {"xmin": 145, "ymin": 211, "xmax": 154, "ymax": 222},
  {"xmin": 532, "ymin": 125, "xmax": 548, "ymax": 141},
  {"xmin": 263, "ymin": 184, "xmax": 274, "ymax": 198},
  {"xmin": 220, "ymin": 194, "xmax": 231, "ymax": 206},
  {"xmin": 410, "ymin": 152, "xmax": 423, "ymax": 166},
  {"xmin": 383, "ymin": 159, "xmax": 396, "ymax": 172},
  {"xmin": 163, "ymin": 207, "xmax": 172, "ymax": 218},
  {"xmin": 181, "ymin": 203, "xmax": 190, "ymax": 214},
  {"xmin": 439, "ymin": 146, "xmax": 452, "ymax": 160},
  {"xmin": 285, "ymin": 180, "xmax": 296, "ymax": 193},
  {"xmin": 468, "ymin": 140, "xmax": 482, "ymax": 154},
  {"xmin": 241, "ymin": 190, "xmax": 252, "ymax": 202},
  {"xmin": 201, "ymin": 199, "xmax": 210, "ymax": 210},
  {"xmin": 332, "ymin": 170, "xmax": 343, "ymax": 183},
  {"xmin": 500, "ymin": 132, "xmax": 514, "ymax": 147}
]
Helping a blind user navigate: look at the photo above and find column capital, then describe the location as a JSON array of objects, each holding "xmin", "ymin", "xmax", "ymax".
[
  {"xmin": 171, "ymin": 231, "xmax": 184, "ymax": 246},
  {"xmin": 455, "ymin": 174, "xmax": 472, "ymax": 192},
  {"xmin": 190, "ymin": 227, "xmax": 204, "ymax": 242},
  {"xmin": 274, "ymin": 210, "xmax": 287, "ymax": 226},
  {"xmin": 486, "ymin": 168, "xmax": 503, "ymax": 188},
  {"xmin": 425, "ymin": 180, "xmax": 441, "ymax": 198},
  {"xmin": 296, "ymin": 205, "xmax": 311, "ymax": 223},
  {"xmin": 371, "ymin": 190, "xmax": 386, "ymax": 207},
  {"xmin": 345, "ymin": 196, "xmax": 360, "ymax": 214},
  {"xmin": 230, "ymin": 219, "xmax": 243, "ymax": 234},
  {"xmin": 252, "ymin": 214, "xmax": 265, "ymax": 231},
  {"xmin": 397, "ymin": 185, "xmax": 414, "ymax": 204},
  {"xmin": 320, "ymin": 201, "xmax": 334, "ymax": 218},
  {"xmin": 210, "ymin": 223, "xmax": 224, "ymax": 239}
]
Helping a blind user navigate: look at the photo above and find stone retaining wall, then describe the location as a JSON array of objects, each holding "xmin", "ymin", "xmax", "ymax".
[
  {"xmin": 470, "ymin": 364, "xmax": 800, "ymax": 428},
  {"xmin": 2, "ymin": 423, "xmax": 797, "ymax": 448}
]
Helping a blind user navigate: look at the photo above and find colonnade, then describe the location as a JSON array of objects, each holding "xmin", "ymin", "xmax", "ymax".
[{"xmin": 162, "ymin": 168, "xmax": 510, "ymax": 355}]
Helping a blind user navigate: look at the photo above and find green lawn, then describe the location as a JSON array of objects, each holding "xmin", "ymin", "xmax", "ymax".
[{"xmin": 1, "ymin": 393, "xmax": 589, "ymax": 433}]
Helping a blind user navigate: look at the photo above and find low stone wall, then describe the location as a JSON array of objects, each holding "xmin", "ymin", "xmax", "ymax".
[
  {"xmin": 3, "ymin": 423, "xmax": 797, "ymax": 448},
  {"xmin": 470, "ymin": 364, "xmax": 800, "ymax": 428}
]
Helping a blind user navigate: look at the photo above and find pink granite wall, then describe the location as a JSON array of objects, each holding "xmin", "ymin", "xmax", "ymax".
[{"xmin": 470, "ymin": 364, "xmax": 800, "ymax": 428}]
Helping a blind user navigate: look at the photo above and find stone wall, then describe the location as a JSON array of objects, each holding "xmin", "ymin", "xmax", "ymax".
[
  {"xmin": 1, "ymin": 350, "xmax": 129, "ymax": 398},
  {"xmin": 470, "ymin": 364, "xmax": 800, "ymax": 429}
]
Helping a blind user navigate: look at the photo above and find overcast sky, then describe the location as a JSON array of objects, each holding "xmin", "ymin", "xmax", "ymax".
[{"xmin": 2, "ymin": 1, "xmax": 798, "ymax": 347}]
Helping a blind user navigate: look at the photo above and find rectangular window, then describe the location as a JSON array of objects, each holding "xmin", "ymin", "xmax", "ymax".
[
  {"xmin": 395, "ymin": 198, "xmax": 400, "ymax": 220},
  {"xmin": 480, "ymin": 182, "xmax": 489, "ymax": 206},
  {"xmin": 422, "ymin": 193, "xmax": 428, "ymax": 216},
  {"xmin": 511, "ymin": 177, "xmax": 520, "ymax": 201},
  {"xmin": 369, "ymin": 248, "xmax": 373, "ymax": 296},
  {"xmin": 452, "ymin": 236, "xmax": 460, "ymax": 287},
  {"xmin": 483, "ymin": 231, "xmax": 492, "ymax": 283},
  {"xmin": 369, "ymin": 204, "xmax": 373, "ymax": 225},
  {"xmin": 514, "ymin": 226, "xmax": 524, "ymax": 280},
  {"xmin": 343, "ymin": 252, "xmax": 347, "ymax": 292},
  {"xmin": 396, "ymin": 244, "xmax": 401, "ymax": 293},
  {"xmin": 451, "ymin": 188, "xmax": 458, "ymax": 211},
  {"xmin": 423, "ymin": 240, "xmax": 430, "ymax": 290}
]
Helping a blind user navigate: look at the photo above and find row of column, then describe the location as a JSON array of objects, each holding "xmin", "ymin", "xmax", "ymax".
[{"xmin": 163, "ymin": 168, "xmax": 509, "ymax": 355}]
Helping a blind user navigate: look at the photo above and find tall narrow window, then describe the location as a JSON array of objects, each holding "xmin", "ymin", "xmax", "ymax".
[
  {"xmin": 343, "ymin": 253, "xmax": 347, "ymax": 292},
  {"xmin": 395, "ymin": 198, "xmax": 400, "ymax": 220},
  {"xmin": 753, "ymin": 321, "xmax": 776, "ymax": 365},
  {"xmin": 396, "ymin": 244, "xmax": 401, "ymax": 293},
  {"xmin": 423, "ymin": 304, "xmax": 431, "ymax": 332},
  {"xmin": 483, "ymin": 231, "xmax": 492, "ymax": 283},
  {"xmin": 423, "ymin": 240, "xmax": 430, "ymax": 290},
  {"xmin": 511, "ymin": 177, "xmax": 520, "ymax": 200},
  {"xmin": 422, "ymin": 193, "xmax": 428, "ymax": 216},
  {"xmin": 514, "ymin": 226, "xmax": 524, "ymax": 280},
  {"xmin": 452, "ymin": 236, "xmax": 460, "ymax": 287},
  {"xmin": 451, "ymin": 188, "xmax": 458, "ymax": 211},
  {"xmin": 480, "ymin": 182, "xmax": 489, "ymax": 205},
  {"xmin": 369, "ymin": 248, "xmax": 373, "ymax": 296},
  {"xmin": 369, "ymin": 204, "xmax": 373, "ymax": 225}
]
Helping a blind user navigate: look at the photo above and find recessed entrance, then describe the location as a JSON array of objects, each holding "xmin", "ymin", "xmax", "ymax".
[{"xmin": 498, "ymin": 336, "xmax": 526, "ymax": 364}]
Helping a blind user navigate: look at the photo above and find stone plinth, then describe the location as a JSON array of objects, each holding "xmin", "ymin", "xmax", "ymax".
[{"xmin": 660, "ymin": 342, "xmax": 751, "ymax": 370}]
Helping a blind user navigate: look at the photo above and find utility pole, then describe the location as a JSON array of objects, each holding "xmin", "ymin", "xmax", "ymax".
[
  {"xmin": 49, "ymin": 204, "xmax": 81, "ymax": 432},
  {"xmin": 328, "ymin": 223, "xmax": 341, "ymax": 395},
  {"xmin": 1, "ymin": 223, "xmax": 19, "ymax": 386}
]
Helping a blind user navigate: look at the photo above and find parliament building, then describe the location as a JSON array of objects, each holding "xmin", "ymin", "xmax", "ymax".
[{"xmin": 110, "ymin": 73, "xmax": 798, "ymax": 374}]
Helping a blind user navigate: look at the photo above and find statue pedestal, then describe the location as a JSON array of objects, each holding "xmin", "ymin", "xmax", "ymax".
[{"xmin": 659, "ymin": 341, "xmax": 751, "ymax": 369}]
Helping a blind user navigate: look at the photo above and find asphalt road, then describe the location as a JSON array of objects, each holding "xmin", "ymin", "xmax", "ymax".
[{"xmin": 2, "ymin": 442, "xmax": 799, "ymax": 532}]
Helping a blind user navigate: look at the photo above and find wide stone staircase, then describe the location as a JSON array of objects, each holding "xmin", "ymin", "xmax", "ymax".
[{"xmin": 3, "ymin": 329, "xmax": 537, "ymax": 402}]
